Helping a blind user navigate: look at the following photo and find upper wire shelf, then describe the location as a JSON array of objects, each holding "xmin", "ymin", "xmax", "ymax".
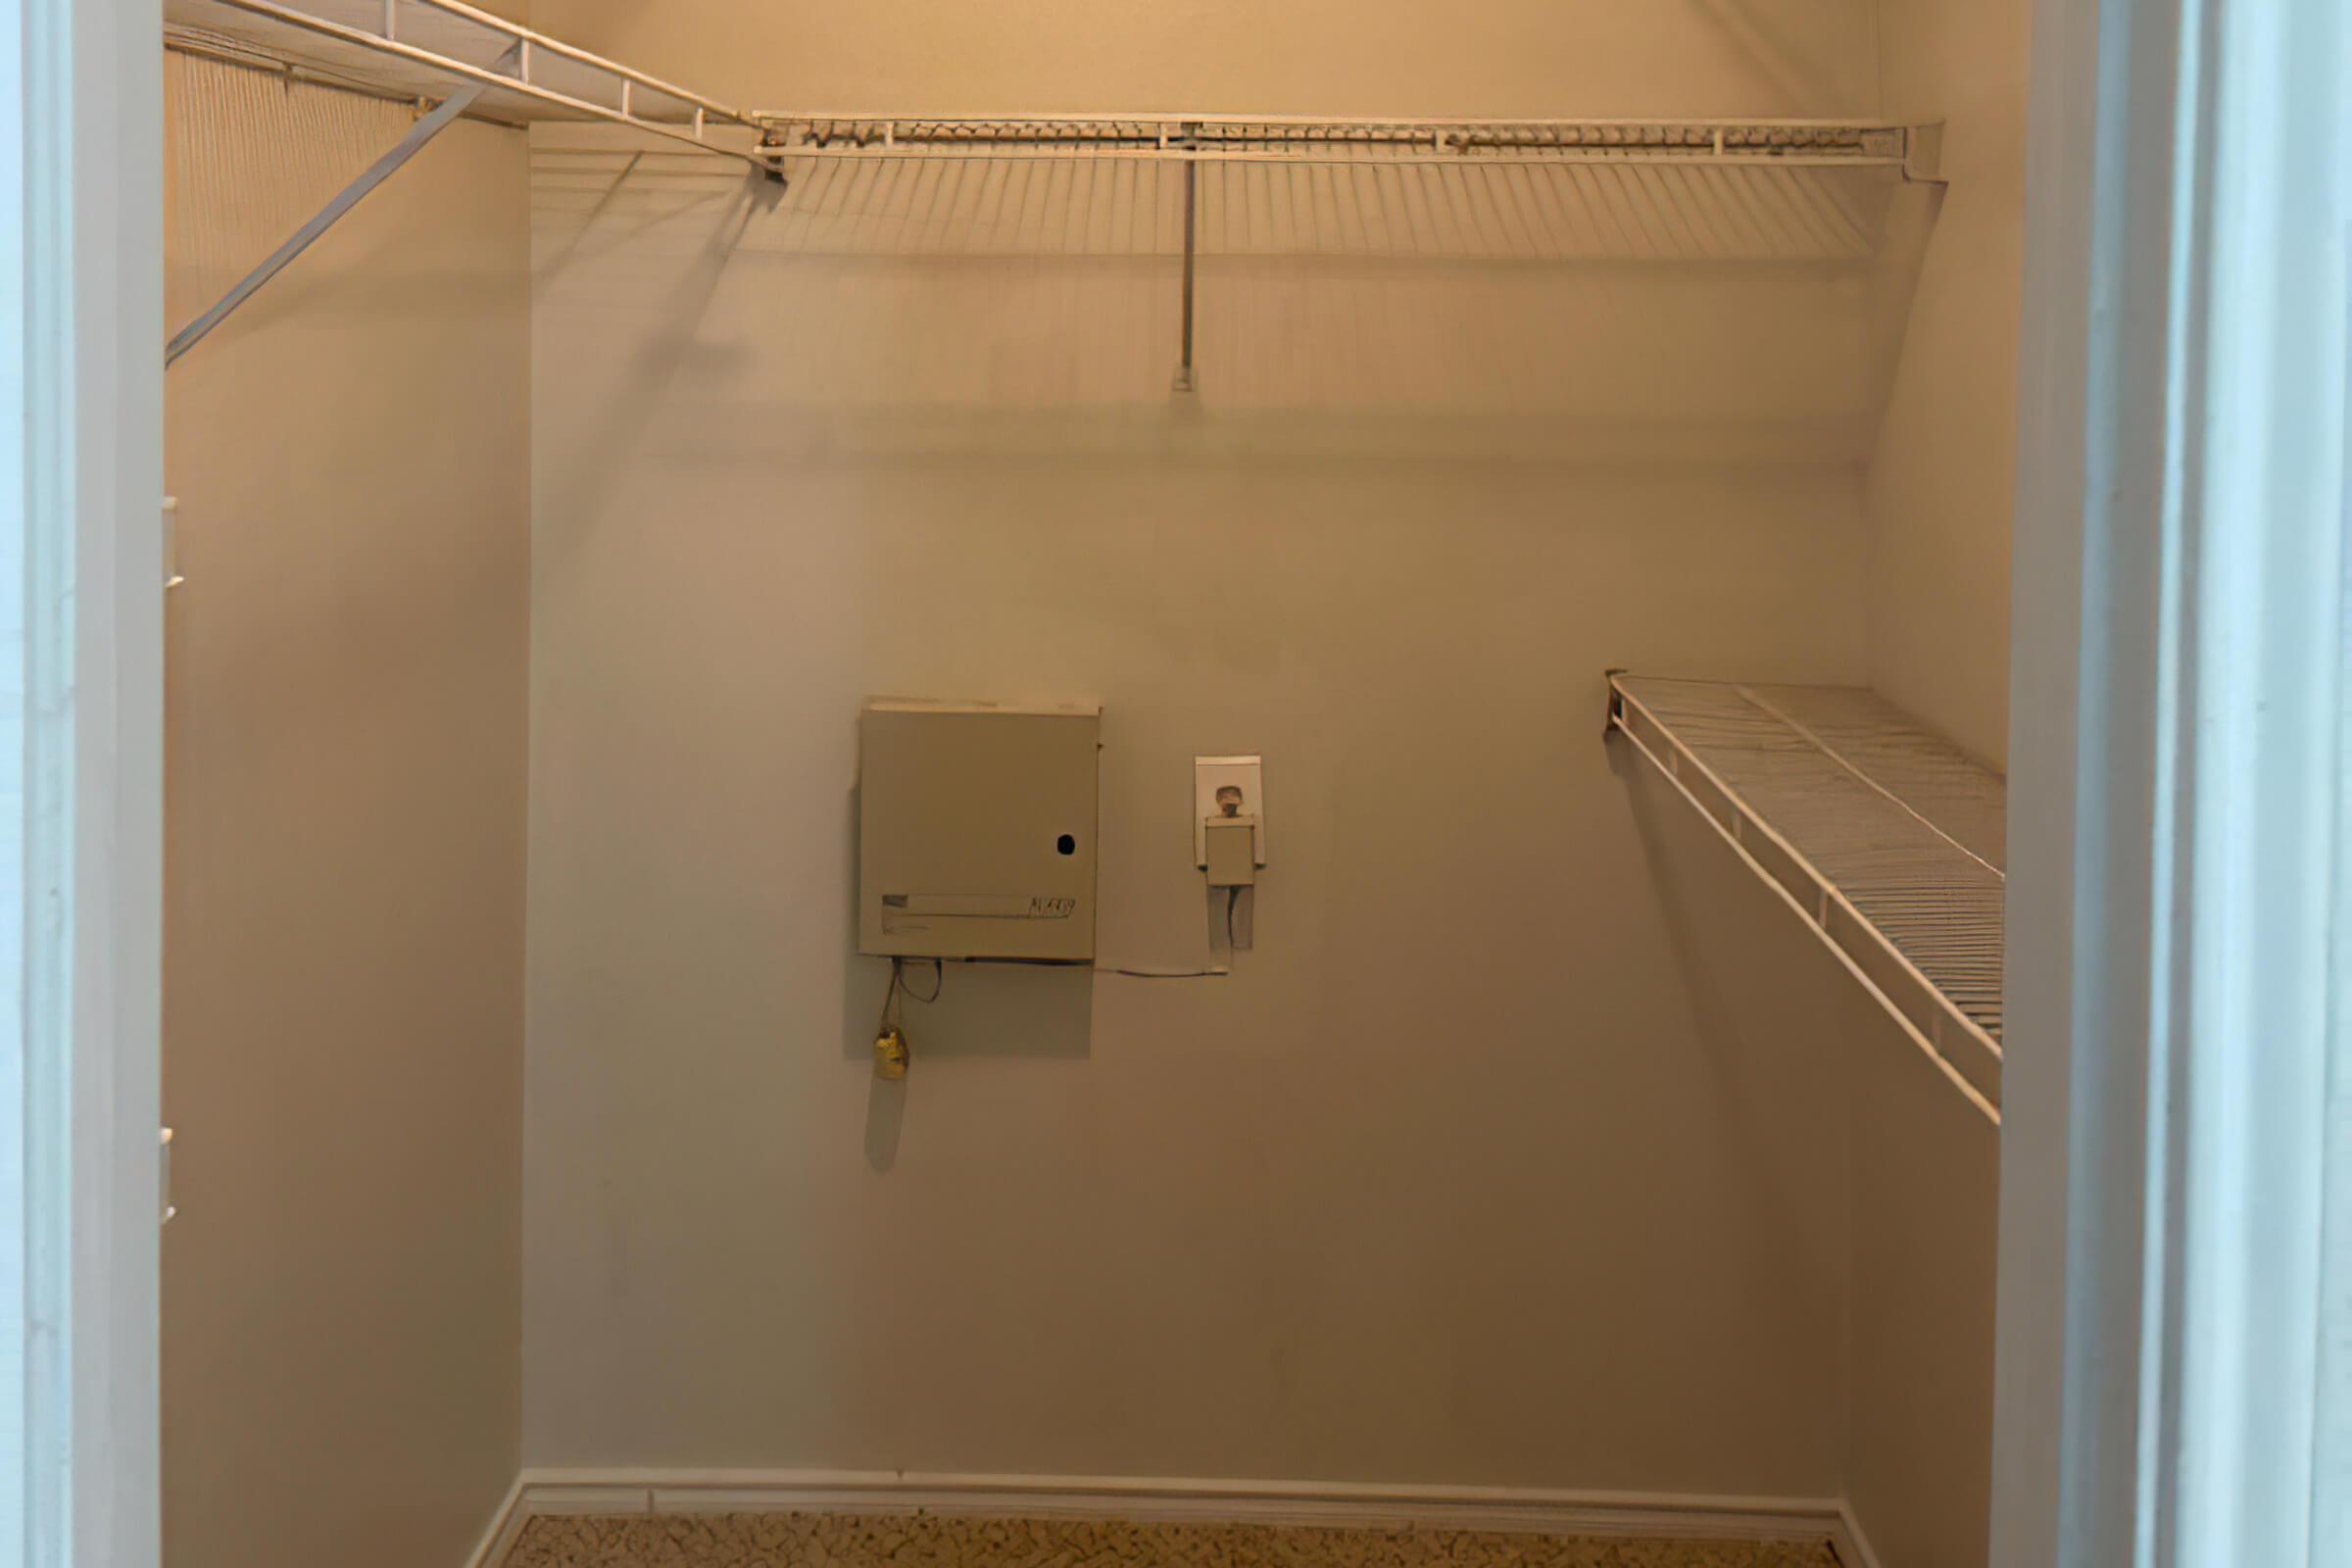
[
  {"xmin": 1607, "ymin": 673, "xmax": 2004, "ymax": 1123},
  {"xmin": 165, "ymin": 0, "xmax": 768, "ymax": 167},
  {"xmin": 160, "ymin": 1, "xmax": 1944, "ymax": 183},
  {"xmin": 751, "ymin": 116, "xmax": 1938, "ymax": 177}
]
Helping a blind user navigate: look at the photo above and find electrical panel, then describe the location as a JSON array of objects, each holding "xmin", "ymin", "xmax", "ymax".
[{"xmin": 857, "ymin": 701, "xmax": 1101, "ymax": 962}]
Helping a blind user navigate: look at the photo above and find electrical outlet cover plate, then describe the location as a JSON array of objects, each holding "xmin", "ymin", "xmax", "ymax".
[{"xmin": 1194, "ymin": 755, "xmax": 1266, "ymax": 868}]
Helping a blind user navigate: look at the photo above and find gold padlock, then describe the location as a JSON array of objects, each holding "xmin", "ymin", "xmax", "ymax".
[{"xmin": 873, "ymin": 1026, "xmax": 909, "ymax": 1080}]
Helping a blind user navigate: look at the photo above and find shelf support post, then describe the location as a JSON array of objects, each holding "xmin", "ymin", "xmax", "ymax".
[
  {"xmin": 1172, "ymin": 126, "xmax": 1198, "ymax": 393},
  {"xmin": 166, "ymin": 45, "xmax": 515, "ymax": 367}
]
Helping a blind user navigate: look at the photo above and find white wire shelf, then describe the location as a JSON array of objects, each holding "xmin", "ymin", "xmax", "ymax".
[
  {"xmin": 165, "ymin": 0, "xmax": 766, "ymax": 167},
  {"xmin": 158, "ymin": 2, "xmax": 1943, "ymax": 185},
  {"xmin": 1607, "ymin": 673, "xmax": 2004, "ymax": 1122},
  {"xmin": 749, "ymin": 116, "xmax": 1936, "ymax": 176}
]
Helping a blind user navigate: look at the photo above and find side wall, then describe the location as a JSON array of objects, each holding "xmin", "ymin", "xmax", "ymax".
[
  {"xmin": 160, "ymin": 54, "xmax": 530, "ymax": 1568},
  {"xmin": 1866, "ymin": 0, "xmax": 2030, "ymax": 765},
  {"xmin": 1842, "ymin": 1030, "xmax": 2001, "ymax": 1568},
  {"xmin": 1844, "ymin": 1, "xmax": 2031, "ymax": 1562}
]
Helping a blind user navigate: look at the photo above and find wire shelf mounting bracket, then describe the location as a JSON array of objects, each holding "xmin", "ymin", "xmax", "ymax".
[
  {"xmin": 1903, "ymin": 120, "xmax": 1947, "ymax": 185},
  {"xmin": 162, "ymin": 0, "xmax": 781, "ymax": 363},
  {"xmin": 167, "ymin": 40, "xmax": 510, "ymax": 366},
  {"xmin": 1606, "ymin": 672, "xmax": 2004, "ymax": 1123}
]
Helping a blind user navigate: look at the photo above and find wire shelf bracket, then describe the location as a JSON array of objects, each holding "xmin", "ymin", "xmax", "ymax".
[
  {"xmin": 162, "ymin": 0, "xmax": 779, "ymax": 364},
  {"xmin": 167, "ymin": 41, "xmax": 507, "ymax": 366},
  {"xmin": 1606, "ymin": 672, "xmax": 2003, "ymax": 1123}
]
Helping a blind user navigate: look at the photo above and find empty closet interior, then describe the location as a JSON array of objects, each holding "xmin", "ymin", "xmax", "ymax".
[{"xmin": 157, "ymin": 4, "xmax": 2022, "ymax": 1567}]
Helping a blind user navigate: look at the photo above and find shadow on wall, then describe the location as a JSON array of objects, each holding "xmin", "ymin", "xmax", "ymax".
[
  {"xmin": 1607, "ymin": 710, "xmax": 2000, "ymax": 1567},
  {"xmin": 1691, "ymin": 0, "xmax": 1869, "ymax": 108},
  {"xmin": 527, "ymin": 140, "xmax": 1930, "ymax": 468},
  {"xmin": 1864, "ymin": 178, "xmax": 1947, "ymax": 436},
  {"xmin": 837, "ymin": 785, "xmax": 1096, "ymax": 1170},
  {"xmin": 1608, "ymin": 741, "xmax": 1851, "ymax": 1298},
  {"xmin": 532, "ymin": 165, "xmax": 784, "ymax": 564}
]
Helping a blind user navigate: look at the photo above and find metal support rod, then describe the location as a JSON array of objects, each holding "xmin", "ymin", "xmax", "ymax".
[
  {"xmin": 167, "ymin": 50, "xmax": 508, "ymax": 367},
  {"xmin": 1173, "ymin": 149, "xmax": 1197, "ymax": 392}
]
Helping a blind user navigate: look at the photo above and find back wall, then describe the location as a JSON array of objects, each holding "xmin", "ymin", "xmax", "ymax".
[{"xmin": 523, "ymin": 149, "xmax": 1880, "ymax": 1501}]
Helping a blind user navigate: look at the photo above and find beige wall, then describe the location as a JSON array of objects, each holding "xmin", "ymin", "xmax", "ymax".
[
  {"xmin": 147, "ymin": 0, "xmax": 2025, "ymax": 1554},
  {"xmin": 535, "ymin": 0, "xmax": 1880, "ymax": 119},
  {"xmin": 520, "ymin": 33, "xmax": 1883, "ymax": 1485},
  {"xmin": 1835, "ymin": 5, "xmax": 2027, "ymax": 1561},
  {"xmin": 510, "ymin": 0, "xmax": 2012, "ymax": 1538},
  {"xmin": 1865, "ymin": 0, "xmax": 2030, "ymax": 766},
  {"xmin": 161, "ymin": 53, "xmax": 530, "ymax": 1568},
  {"xmin": 1843, "ymin": 1035, "xmax": 2000, "ymax": 1568}
]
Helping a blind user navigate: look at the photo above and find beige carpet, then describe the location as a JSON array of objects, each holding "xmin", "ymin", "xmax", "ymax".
[{"xmin": 502, "ymin": 1512, "xmax": 1841, "ymax": 1568}]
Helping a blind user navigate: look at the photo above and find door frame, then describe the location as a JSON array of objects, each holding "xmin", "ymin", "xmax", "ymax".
[
  {"xmin": 16, "ymin": 0, "xmax": 2346, "ymax": 1562},
  {"xmin": 1999, "ymin": 0, "xmax": 2350, "ymax": 1561},
  {"xmin": 15, "ymin": 1, "xmax": 166, "ymax": 1563}
]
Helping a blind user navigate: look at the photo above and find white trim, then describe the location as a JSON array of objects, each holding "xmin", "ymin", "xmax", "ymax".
[
  {"xmin": 512, "ymin": 1482, "xmax": 656, "ymax": 1516},
  {"xmin": 1829, "ymin": 1502, "xmax": 1884, "ymax": 1568},
  {"xmin": 475, "ymin": 1470, "xmax": 1852, "ymax": 1564},
  {"xmin": 1998, "ymin": 0, "xmax": 2352, "ymax": 1563},
  {"xmin": 461, "ymin": 1474, "xmax": 530, "ymax": 1568},
  {"xmin": 17, "ymin": 0, "xmax": 166, "ymax": 1564},
  {"xmin": 1988, "ymin": 0, "xmax": 2106, "ymax": 1548},
  {"xmin": 2147, "ymin": 0, "xmax": 2347, "ymax": 1554}
]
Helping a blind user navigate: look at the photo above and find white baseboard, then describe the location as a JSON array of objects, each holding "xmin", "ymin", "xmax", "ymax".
[
  {"xmin": 1829, "ymin": 1501, "xmax": 1884, "ymax": 1568},
  {"xmin": 463, "ymin": 1473, "xmax": 529, "ymax": 1568},
  {"xmin": 474, "ymin": 1468, "xmax": 1853, "ymax": 1566}
]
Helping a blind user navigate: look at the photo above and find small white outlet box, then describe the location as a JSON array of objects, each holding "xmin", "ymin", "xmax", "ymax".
[{"xmin": 1194, "ymin": 755, "xmax": 1266, "ymax": 868}]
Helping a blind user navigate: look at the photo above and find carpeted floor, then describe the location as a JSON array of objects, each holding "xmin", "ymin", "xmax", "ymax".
[{"xmin": 502, "ymin": 1512, "xmax": 1842, "ymax": 1568}]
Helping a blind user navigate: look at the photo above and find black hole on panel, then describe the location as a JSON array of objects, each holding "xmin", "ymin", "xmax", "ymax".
[{"xmin": 1056, "ymin": 834, "xmax": 1077, "ymax": 856}]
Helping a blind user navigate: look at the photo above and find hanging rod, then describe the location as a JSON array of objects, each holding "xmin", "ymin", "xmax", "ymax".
[
  {"xmin": 177, "ymin": 0, "xmax": 773, "ymax": 172},
  {"xmin": 750, "ymin": 116, "xmax": 1938, "ymax": 176}
]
